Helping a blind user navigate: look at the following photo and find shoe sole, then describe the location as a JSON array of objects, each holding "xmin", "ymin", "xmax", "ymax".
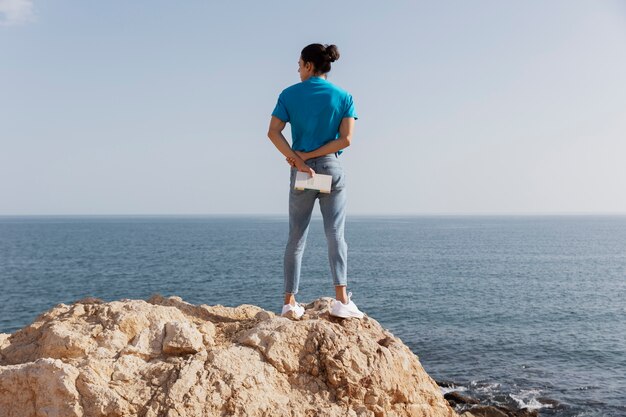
[{"xmin": 329, "ymin": 310, "xmax": 364, "ymax": 319}]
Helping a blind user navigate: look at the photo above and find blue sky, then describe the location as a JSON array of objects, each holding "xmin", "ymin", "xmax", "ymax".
[{"xmin": 1, "ymin": 0, "xmax": 625, "ymax": 215}]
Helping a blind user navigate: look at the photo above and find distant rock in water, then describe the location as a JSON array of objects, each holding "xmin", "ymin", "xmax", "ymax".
[{"xmin": 0, "ymin": 295, "xmax": 458, "ymax": 417}]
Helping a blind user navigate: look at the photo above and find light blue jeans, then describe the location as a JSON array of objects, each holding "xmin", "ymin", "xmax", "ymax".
[{"xmin": 284, "ymin": 153, "xmax": 348, "ymax": 294}]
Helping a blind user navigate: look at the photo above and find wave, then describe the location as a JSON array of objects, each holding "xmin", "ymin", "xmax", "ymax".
[{"xmin": 509, "ymin": 389, "xmax": 554, "ymax": 411}]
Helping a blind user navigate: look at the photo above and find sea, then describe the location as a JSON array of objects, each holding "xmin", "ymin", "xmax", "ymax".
[{"xmin": 0, "ymin": 215, "xmax": 624, "ymax": 416}]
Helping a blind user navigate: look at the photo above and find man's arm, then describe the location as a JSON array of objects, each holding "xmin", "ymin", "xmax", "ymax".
[
  {"xmin": 296, "ymin": 117, "xmax": 355, "ymax": 161},
  {"xmin": 267, "ymin": 116, "xmax": 314, "ymax": 175}
]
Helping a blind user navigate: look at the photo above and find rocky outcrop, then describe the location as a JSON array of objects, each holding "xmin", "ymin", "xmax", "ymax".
[{"xmin": 0, "ymin": 295, "xmax": 458, "ymax": 417}]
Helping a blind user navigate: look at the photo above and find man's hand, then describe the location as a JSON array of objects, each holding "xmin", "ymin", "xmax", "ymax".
[{"xmin": 286, "ymin": 156, "xmax": 296, "ymax": 167}]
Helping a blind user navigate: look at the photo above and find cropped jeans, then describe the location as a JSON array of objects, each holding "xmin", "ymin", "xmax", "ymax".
[{"xmin": 284, "ymin": 153, "xmax": 348, "ymax": 294}]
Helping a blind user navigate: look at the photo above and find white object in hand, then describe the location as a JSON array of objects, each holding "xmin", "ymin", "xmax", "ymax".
[{"xmin": 294, "ymin": 171, "xmax": 332, "ymax": 193}]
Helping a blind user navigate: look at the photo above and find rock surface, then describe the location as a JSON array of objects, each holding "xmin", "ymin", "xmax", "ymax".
[{"xmin": 0, "ymin": 295, "xmax": 458, "ymax": 417}]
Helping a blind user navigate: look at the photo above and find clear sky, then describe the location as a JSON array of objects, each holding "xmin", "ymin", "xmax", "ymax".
[{"xmin": 1, "ymin": 0, "xmax": 625, "ymax": 215}]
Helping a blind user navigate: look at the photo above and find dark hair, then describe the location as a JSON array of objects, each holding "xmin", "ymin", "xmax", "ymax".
[{"xmin": 301, "ymin": 43, "xmax": 340, "ymax": 74}]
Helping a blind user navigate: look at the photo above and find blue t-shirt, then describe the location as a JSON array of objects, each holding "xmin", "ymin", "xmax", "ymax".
[{"xmin": 271, "ymin": 76, "xmax": 358, "ymax": 155}]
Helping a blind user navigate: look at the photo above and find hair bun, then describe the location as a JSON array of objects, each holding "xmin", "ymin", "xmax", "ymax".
[
  {"xmin": 300, "ymin": 43, "xmax": 340, "ymax": 74},
  {"xmin": 324, "ymin": 44, "xmax": 340, "ymax": 63}
]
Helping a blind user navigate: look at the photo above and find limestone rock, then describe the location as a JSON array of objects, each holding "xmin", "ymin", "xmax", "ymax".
[
  {"xmin": 0, "ymin": 294, "xmax": 458, "ymax": 417},
  {"xmin": 0, "ymin": 358, "xmax": 82, "ymax": 417},
  {"xmin": 162, "ymin": 320, "xmax": 204, "ymax": 355}
]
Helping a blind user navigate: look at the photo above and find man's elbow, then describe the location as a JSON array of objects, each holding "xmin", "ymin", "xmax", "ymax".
[{"xmin": 343, "ymin": 136, "xmax": 352, "ymax": 147}]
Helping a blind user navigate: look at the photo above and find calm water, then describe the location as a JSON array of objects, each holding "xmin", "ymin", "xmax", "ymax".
[{"xmin": 0, "ymin": 215, "xmax": 625, "ymax": 416}]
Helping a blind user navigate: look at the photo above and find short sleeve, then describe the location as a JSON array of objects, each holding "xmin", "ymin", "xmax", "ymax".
[
  {"xmin": 271, "ymin": 93, "xmax": 290, "ymax": 122},
  {"xmin": 343, "ymin": 94, "xmax": 358, "ymax": 120}
]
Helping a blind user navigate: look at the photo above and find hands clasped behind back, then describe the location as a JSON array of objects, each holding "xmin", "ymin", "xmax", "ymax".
[{"xmin": 286, "ymin": 155, "xmax": 315, "ymax": 177}]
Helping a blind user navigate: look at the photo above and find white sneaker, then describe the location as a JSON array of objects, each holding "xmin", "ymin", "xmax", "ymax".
[
  {"xmin": 281, "ymin": 302, "xmax": 305, "ymax": 319},
  {"xmin": 330, "ymin": 292, "xmax": 364, "ymax": 319}
]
